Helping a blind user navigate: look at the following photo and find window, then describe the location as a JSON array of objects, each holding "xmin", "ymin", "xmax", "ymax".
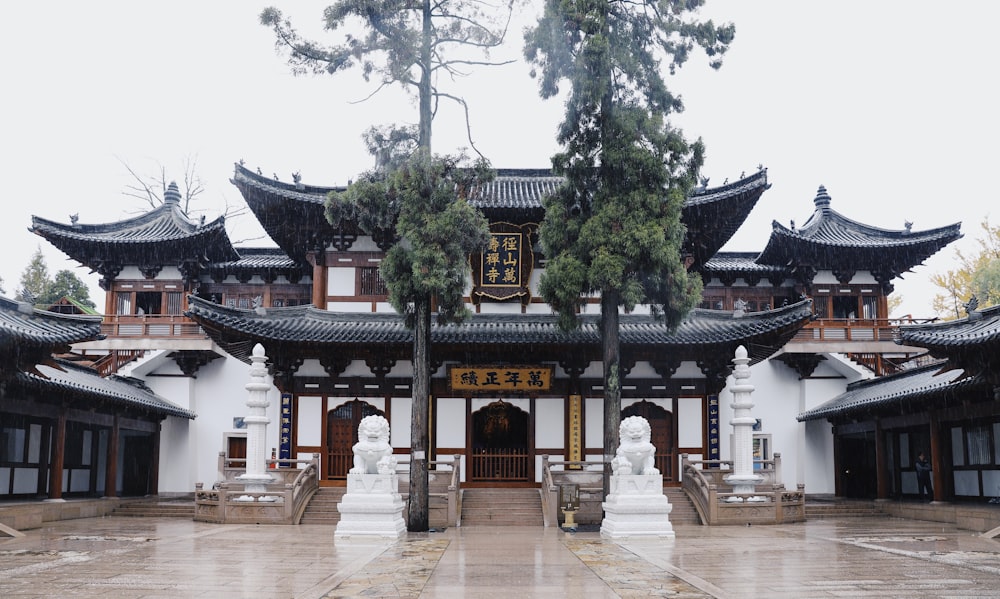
[{"xmin": 359, "ymin": 267, "xmax": 388, "ymax": 296}]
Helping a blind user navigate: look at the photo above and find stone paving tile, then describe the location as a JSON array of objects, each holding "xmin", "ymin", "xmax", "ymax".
[
  {"xmin": 564, "ymin": 538, "xmax": 712, "ymax": 598},
  {"xmin": 322, "ymin": 538, "xmax": 450, "ymax": 598}
]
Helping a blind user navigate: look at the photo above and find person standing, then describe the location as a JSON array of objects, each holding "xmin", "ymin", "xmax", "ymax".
[{"xmin": 915, "ymin": 452, "xmax": 933, "ymax": 502}]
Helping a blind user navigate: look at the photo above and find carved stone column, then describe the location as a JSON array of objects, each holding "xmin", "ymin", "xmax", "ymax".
[
  {"xmin": 236, "ymin": 344, "xmax": 275, "ymax": 497},
  {"xmin": 723, "ymin": 346, "xmax": 764, "ymax": 501}
]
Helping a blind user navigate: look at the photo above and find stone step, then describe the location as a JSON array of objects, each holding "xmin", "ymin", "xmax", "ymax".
[
  {"xmin": 461, "ymin": 488, "xmax": 543, "ymax": 526},
  {"xmin": 299, "ymin": 487, "xmax": 346, "ymax": 525},
  {"xmin": 112, "ymin": 500, "xmax": 195, "ymax": 519}
]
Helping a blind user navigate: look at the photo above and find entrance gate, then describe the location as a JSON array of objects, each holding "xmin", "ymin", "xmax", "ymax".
[{"xmin": 470, "ymin": 399, "xmax": 530, "ymax": 482}]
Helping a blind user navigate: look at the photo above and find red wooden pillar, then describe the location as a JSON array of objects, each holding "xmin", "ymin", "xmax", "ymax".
[
  {"xmin": 311, "ymin": 253, "xmax": 327, "ymax": 310},
  {"xmin": 104, "ymin": 414, "xmax": 120, "ymax": 498},
  {"xmin": 928, "ymin": 412, "xmax": 944, "ymax": 502},
  {"xmin": 48, "ymin": 411, "xmax": 67, "ymax": 499}
]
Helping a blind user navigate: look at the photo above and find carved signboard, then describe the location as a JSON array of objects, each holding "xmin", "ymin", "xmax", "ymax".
[
  {"xmin": 470, "ymin": 222, "xmax": 535, "ymax": 304},
  {"xmin": 449, "ymin": 365, "xmax": 553, "ymax": 392}
]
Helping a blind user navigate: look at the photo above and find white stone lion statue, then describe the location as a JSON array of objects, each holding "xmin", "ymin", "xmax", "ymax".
[
  {"xmin": 350, "ymin": 415, "xmax": 396, "ymax": 475},
  {"xmin": 611, "ymin": 416, "xmax": 659, "ymax": 475}
]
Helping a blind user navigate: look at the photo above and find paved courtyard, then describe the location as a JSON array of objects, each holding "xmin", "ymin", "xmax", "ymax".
[{"xmin": 1, "ymin": 515, "xmax": 999, "ymax": 598}]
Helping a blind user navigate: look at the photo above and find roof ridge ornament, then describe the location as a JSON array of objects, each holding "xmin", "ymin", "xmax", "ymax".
[
  {"xmin": 164, "ymin": 181, "xmax": 181, "ymax": 204},
  {"xmin": 813, "ymin": 185, "xmax": 832, "ymax": 211},
  {"xmin": 963, "ymin": 294, "xmax": 981, "ymax": 320}
]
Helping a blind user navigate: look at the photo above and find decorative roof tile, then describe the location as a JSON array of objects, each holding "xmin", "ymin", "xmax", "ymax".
[
  {"xmin": 186, "ymin": 295, "xmax": 813, "ymax": 365},
  {"xmin": 757, "ymin": 185, "xmax": 961, "ymax": 272},
  {"xmin": 11, "ymin": 359, "xmax": 195, "ymax": 419},
  {"xmin": 0, "ymin": 295, "xmax": 103, "ymax": 348},
  {"xmin": 231, "ymin": 163, "xmax": 768, "ymax": 268},
  {"xmin": 797, "ymin": 363, "xmax": 985, "ymax": 422},
  {"xmin": 30, "ymin": 182, "xmax": 239, "ymax": 269}
]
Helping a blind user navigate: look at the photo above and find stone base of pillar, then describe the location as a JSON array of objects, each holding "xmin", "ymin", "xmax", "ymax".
[
  {"xmin": 600, "ymin": 474, "xmax": 674, "ymax": 539},
  {"xmin": 335, "ymin": 473, "xmax": 406, "ymax": 539}
]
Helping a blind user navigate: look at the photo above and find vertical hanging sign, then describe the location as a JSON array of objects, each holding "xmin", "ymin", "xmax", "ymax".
[
  {"xmin": 567, "ymin": 395, "xmax": 583, "ymax": 469},
  {"xmin": 707, "ymin": 394, "xmax": 720, "ymax": 467},
  {"xmin": 279, "ymin": 393, "xmax": 293, "ymax": 461}
]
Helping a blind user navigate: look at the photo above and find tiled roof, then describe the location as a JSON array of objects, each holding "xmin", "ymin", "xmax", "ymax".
[
  {"xmin": 797, "ymin": 363, "xmax": 985, "ymax": 422},
  {"xmin": 186, "ymin": 295, "xmax": 813, "ymax": 364},
  {"xmin": 896, "ymin": 304, "xmax": 1000, "ymax": 351},
  {"xmin": 757, "ymin": 185, "xmax": 961, "ymax": 269},
  {"xmin": 215, "ymin": 247, "xmax": 302, "ymax": 270},
  {"xmin": 30, "ymin": 182, "xmax": 240, "ymax": 267},
  {"xmin": 231, "ymin": 163, "xmax": 769, "ymax": 267},
  {"xmin": 0, "ymin": 296, "xmax": 102, "ymax": 350},
  {"xmin": 11, "ymin": 359, "xmax": 195, "ymax": 419},
  {"xmin": 703, "ymin": 252, "xmax": 787, "ymax": 274}
]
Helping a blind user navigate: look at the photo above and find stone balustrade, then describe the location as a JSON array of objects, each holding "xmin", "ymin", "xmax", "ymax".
[
  {"xmin": 681, "ymin": 453, "xmax": 805, "ymax": 525},
  {"xmin": 194, "ymin": 454, "xmax": 319, "ymax": 524}
]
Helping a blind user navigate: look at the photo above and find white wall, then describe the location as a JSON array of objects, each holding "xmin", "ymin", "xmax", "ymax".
[
  {"xmin": 716, "ymin": 353, "xmax": 863, "ymax": 494},
  {"xmin": 150, "ymin": 353, "xmax": 281, "ymax": 494}
]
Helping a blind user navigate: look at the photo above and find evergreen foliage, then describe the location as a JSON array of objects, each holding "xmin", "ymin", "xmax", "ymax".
[{"xmin": 524, "ymin": 0, "xmax": 734, "ymax": 488}]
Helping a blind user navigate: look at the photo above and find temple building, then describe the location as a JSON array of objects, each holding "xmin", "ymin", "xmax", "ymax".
[
  {"xmin": 19, "ymin": 163, "xmax": 964, "ymax": 507},
  {"xmin": 0, "ymin": 296, "xmax": 192, "ymax": 499},
  {"xmin": 800, "ymin": 301, "xmax": 1000, "ymax": 502}
]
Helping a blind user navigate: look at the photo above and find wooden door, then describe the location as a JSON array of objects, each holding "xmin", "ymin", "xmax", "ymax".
[{"xmin": 622, "ymin": 400, "xmax": 675, "ymax": 481}]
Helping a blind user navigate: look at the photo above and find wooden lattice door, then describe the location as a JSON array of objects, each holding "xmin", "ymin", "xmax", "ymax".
[
  {"xmin": 470, "ymin": 399, "xmax": 530, "ymax": 482},
  {"xmin": 326, "ymin": 399, "xmax": 383, "ymax": 480},
  {"xmin": 622, "ymin": 400, "xmax": 675, "ymax": 481}
]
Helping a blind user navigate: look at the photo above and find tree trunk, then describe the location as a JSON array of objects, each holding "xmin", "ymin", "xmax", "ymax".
[
  {"xmin": 601, "ymin": 290, "xmax": 621, "ymax": 501},
  {"xmin": 407, "ymin": 294, "xmax": 431, "ymax": 531},
  {"xmin": 418, "ymin": 0, "xmax": 433, "ymax": 151}
]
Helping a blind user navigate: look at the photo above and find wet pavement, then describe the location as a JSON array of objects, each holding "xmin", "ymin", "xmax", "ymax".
[{"xmin": 1, "ymin": 516, "xmax": 999, "ymax": 598}]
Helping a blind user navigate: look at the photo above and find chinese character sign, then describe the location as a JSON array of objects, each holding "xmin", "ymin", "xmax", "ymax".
[
  {"xmin": 707, "ymin": 394, "xmax": 720, "ymax": 468},
  {"xmin": 482, "ymin": 233, "xmax": 522, "ymax": 287},
  {"xmin": 279, "ymin": 393, "xmax": 293, "ymax": 461},
  {"xmin": 470, "ymin": 222, "xmax": 535, "ymax": 304},
  {"xmin": 449, "ymin": 366, "xmax": 553, "ymax": 392}
]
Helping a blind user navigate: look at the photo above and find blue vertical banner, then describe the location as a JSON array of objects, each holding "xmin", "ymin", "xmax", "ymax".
[
  {"xmin": 279, "ymin": 393, "xmax": 292, "ymax": 461},
  {"xmin": 707, "ymin": 394, "xmax": 720, "ymax": 467}
]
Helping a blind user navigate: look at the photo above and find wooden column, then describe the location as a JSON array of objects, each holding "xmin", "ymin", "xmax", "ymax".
[
  {"xmin": 104, "ymin": 414, "xmax": 120, "ymax": 497},
  {"xmin": 928, "ymin": 411, "xmax": 944, "ymax": 502},
  {"xmin": 48, "ymin": 411, "xmax": 67, "ymax": 500},
  {"xmin": 311, "ymin": 253, "xmax": 327, "ymax": 310},
  {"xmin": 832, "ymin": 426, "xmax": 842, "ymax": 497},
  {"xmin": 874, "ymin": 419, "xmax": 888, "ymax": 500},
  {"xmin": 150, "ymin": 424, "xmax": 161, "ymax": 495}
]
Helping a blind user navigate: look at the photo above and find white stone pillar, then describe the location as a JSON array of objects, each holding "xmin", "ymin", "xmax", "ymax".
[
  {"xmin": 724, "ymin": 345, "xmax": 763, "ymax": 501},
  {"xmin": 236, "ymin": 343, "xmax": 275, "ymax": 496}
]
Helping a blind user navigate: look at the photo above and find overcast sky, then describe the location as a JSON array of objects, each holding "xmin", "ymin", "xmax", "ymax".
[{"xmin": 2, "ymin": 1, "xmax": 996, "ymax": 318}]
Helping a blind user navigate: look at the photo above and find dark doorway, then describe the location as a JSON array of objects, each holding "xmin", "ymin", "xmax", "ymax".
[
  {"xmin": 121, "ymin": 434, "xmax": 154, "ymax": 496},
  {"xmin": 622, "ymin": 400, "xmax": 676, "ymax": 481},
  {"xmin": 839, "ymin": 432, "xmax": 877, "ymax": 498},
  {"xmin": 470, "ymin": 399, "xmax": 530, "ymax": 482},
  {"xmin": 326, "ymin": 399, "xmax": 384, "ymax": 481}
]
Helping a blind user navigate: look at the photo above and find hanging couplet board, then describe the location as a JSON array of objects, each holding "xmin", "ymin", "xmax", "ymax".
[
  {"xmin": 567, "ymin": 394, "xmax": 583, "ymax": 468},
  {"xmin": 707, "ymin": 394, "xmax": 720, "ymax": 468},
  {"xmin": 279, "ymin": 393, "xmax": 293, "ymax": 460},
  {"xmin": 449, "ymin": 365, "xmax": 553, "ymax": 392},
  {"xmin": 470, "ymin": 222, "xmax": 535, "ymax": 305}
]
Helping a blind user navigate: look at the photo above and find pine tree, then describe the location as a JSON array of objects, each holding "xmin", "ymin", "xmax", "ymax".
[{"xmin": 524, "ymin": 0, "xmax": 734, "ymax": 494}]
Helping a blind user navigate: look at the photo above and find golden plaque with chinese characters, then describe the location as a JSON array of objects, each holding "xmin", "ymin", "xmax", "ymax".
[{"xmin": 470, "ymin": 222, "xmax": 536, "ymax": 304}]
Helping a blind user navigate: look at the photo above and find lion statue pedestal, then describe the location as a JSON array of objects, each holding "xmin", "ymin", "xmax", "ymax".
[
  {"xmin": 600, "ymin": 416, "xmax": 674, "ymax": 539},
  {"xmin": 335, "ymin": 415, "xmax": 406, "ymax": 539}
]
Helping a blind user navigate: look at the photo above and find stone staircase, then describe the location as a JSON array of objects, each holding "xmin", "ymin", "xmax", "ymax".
[
  {"xmin": 298, "ymin": 487, "xmax": 346, "ymax": 525},
  {"xmin": 663, "ymin": 487, "xmax": 702, "ymax": 525},
  {"xmin": 805, "ymin": 497, "xmax": 883, "ymax": 519},
  {"xmin": 112, "ymin": 496, "xmax": 195, "ymax": 518},
  {"xmin": 461, "ymin": 488, "xmax": 544, "ymax": 526}
]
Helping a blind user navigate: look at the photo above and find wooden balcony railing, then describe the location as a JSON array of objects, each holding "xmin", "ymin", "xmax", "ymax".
[
  {"xmin": 99, "ymin": 314, "xmax": 205, "ymax": 338},
  {"xmin": 792, "ymin": 317, "xmax": 938, "ymax": 344}
]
